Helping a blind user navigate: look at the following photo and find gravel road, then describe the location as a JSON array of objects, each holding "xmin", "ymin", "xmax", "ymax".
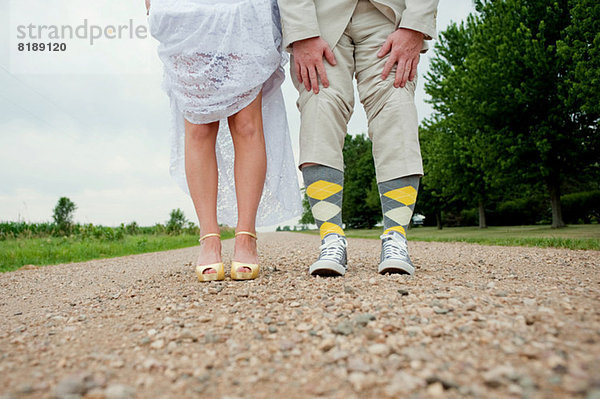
[{"xmin": 1, "ymin": 232, "xmax": 599, "ymax": 399}]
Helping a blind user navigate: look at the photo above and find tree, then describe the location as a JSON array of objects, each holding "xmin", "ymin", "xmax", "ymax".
[
  {"xmin": 52, "ymin": 197, "xmax": 77, "ymax": 233},
  {"xmin": 423, "ymin": 19, "xmax": 494, "ymax": 228},
  {"xmin": 299, "ymin": 189, "xmax": 315, "ymax": 226},
  {"xmin": 423, "ymin": 1, "xmax": 599, "ymax": 228},
  {"xmin": 166, "ymin": 208, "xmax": 187, "ymax": 234},
  {"xmin": 557, "ymin": 0, "xmax": 600, "ymax": 191},
  {"xmin": 466, "ymin": 0, "xmax": 599, "ymax": 228},
  {"xmin": 557, "ymin": 0, "xmax": 600, "ymax": 118},
  {"xmin": 342, "ymin": 134, "xmax": 381, "ymax": 229}
]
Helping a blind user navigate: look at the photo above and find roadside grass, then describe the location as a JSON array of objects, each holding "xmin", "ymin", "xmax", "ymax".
[
  {"xmin": 302, "ymin": 225, "xmax": 600, "ymax": 250},
  {"xmin": 0, "ymin": 230, "xmax": 235, "ymax": 273}
]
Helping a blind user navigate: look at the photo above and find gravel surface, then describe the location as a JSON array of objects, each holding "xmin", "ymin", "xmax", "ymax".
[{"xmin": 1, "ymin": 232, "xmax": 599, "ymax": 399}]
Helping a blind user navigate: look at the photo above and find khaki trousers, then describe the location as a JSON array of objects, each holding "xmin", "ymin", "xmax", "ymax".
[{"xmin": 292, "ymin": 0, "xmax": 424, "ymax": 183}]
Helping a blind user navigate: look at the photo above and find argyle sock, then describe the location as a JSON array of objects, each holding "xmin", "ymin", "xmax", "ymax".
[
  {"xmin": 303, "ymin": 165, "xmax": 345, "ymax": 240},
  {"xmin": 378, "ymin": 175, "xmax": 420, "ymax": 237}
]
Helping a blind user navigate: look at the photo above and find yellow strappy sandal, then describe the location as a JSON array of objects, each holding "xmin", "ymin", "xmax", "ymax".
[
  {"xmin": 195, "ymin": 233, "xmax": 225, "ymax": 282},
  {"xmin": 230, "ymin": 231, "xmax": 260, "ymax": 281}
]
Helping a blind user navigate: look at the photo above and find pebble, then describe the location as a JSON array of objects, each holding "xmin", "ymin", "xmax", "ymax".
[
  {"xmin": 104, "ymin": 384, "xmax": 135, "ymax": 399},
  {"xmin": 397, "ymin": 289, "xmax": 409, "ymax": 296},
  {"xmin": 150, "ymin": 339, "xmax": 165, "ymax": 349},
  {"xmin": 279, "ymin": 340, "xmax": 295, "ymax": 351},
  {"xmin": 427, "ymin": 382, "xmax": 445, "ymax": 396},
  {"xmin": 347, "ymin": 357, "xmax": 370, "ymax": 373},
  {"xmin": 483, "ymin": 365, "xmax": 515, "ymax": 388},
  {"xmin": 426, "ymin": 375, "xmax": 459, "ymax": 390},
  {"xmin": 405, "ymin": 326, "xmax": 422, "ymax": 337},
  {"xmin": 354, "ymin": 313, "xmax": 376, "ymax": 327},
  {"xmin": 296, "ymin": 323, "xmax": 311, "ymax": 332},
  {"xmin": 85, "ymin": 388, "xmax": 107, "ymax": 399},
  {"xmin": 333, "ymin": 321, "xmax": 354, "ymax": 336},
  {"xmin": 384, "ymin": 371, "xmax": 425, "ymax": 396},
  {"xmin": 347, "ymin": 372, "xmax": 373, "ymax": 391},
  {"xmin": 433, "ymin": 307, "xmax": 450, "ymax": 315},
  {"xmin": 523, "ymin": 298, "xmax": 536, "ymax": 306},
  {"xmin": 52, "ymin": 375, "xmax": 85, "ymax": 398},
  {"xmin": 587, "ymin": 389, "xmax": 600, "ymax": 399},
  {"xmin": 367, "ymin": 343, "xmax": 389, "ymax": 356},
  {"xmin": 319, "ymin": 338, "xmax": 336, "ymax": 352}
]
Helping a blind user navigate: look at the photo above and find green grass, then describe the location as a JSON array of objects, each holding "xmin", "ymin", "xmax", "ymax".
[
  {"xmin": 303, "ymin": 225, "xmax": 600, "ymax": 250},
  {"xmin": 0, "ymin": 230, "xmax": 235, "ymax": 273}
]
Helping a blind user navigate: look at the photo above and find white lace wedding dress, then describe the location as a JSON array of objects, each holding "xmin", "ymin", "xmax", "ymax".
[{"xmin": 148, "ymin": 0, "xmax": 302, "ymax": 227}]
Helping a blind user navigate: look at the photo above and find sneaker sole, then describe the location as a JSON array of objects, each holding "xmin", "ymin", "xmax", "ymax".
[
  {"xmin": 378, "ymin": 260, "xmax": 415, "ymax": 276},
  {"xmin": 309, "ymin": 261, "xmax": 346, "ymax": 277}
]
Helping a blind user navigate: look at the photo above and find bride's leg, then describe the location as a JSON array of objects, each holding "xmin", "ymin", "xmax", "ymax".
[
  {"xmin": 185, "ymin": 119, "xmax": 222, "ymax": 272},
  {"xmin": 227, "ymin": 93, "xmax": 266, "ymax": 271}
]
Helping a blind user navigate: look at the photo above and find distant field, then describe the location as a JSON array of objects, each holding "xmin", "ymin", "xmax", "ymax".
[
  {"xmin": 303, "ymin": 225, "xmax": 600, "ymax": 250},
  {"xmin": 0, "ymin": 231, "xmax": 235, "ymax": 273}
]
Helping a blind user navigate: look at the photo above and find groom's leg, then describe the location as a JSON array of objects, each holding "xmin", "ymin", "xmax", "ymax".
[
  {"xmin": 292, "ymin": 30, "xmax": 355, "ymax": 237},
  {"xmin": 291, "ymin": 31, "xmax": 355, "ymax": 275},
  {"xmin": 352, "ymin": 1, "xmax": 424, "ymax": 274}
]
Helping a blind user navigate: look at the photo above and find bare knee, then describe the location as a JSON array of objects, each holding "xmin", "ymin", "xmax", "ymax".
[
  {"xmin": 186, "ymin": 120, "xmax": 219, "ymax": 142},
  {"xmin": 228, "ymin": 113, "xmax": 262, "ymax": 140}
]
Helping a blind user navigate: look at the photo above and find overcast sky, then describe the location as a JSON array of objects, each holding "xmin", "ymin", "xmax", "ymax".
[{"xmin": 0, "ymin": 0, "xmax": 474, "ymax": 228}]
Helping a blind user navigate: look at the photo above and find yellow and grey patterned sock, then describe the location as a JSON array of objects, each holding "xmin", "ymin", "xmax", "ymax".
[
  {"xmin": 303, "ymin": 165, "xmax": 345, "ymax": 240},
  {"xmin": 379, "ymin": 175, "xmax": 420, "ymax": 237}
]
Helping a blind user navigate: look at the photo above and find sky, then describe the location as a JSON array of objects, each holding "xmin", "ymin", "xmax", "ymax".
[{"xmin": 0, "ymin": 0, "xmax": 474, "ymax": 229}]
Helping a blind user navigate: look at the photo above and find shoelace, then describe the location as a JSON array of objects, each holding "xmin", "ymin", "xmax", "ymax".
[
  {"xmin": 380, "ymin": 233, "xmax": 409, "ymax": 259},
  {"xmin": 319, "ymin": 236, "xmax": 347, "ymax": 263}
]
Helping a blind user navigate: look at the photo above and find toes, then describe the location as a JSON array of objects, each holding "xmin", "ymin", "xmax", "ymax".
[
  {"xmin": 203, "ymin": 268, "xmax": 217, "ymax": 274},
  {"xmin": 237, "ymin": 267, "xmax": 252, "ymax": 273}
]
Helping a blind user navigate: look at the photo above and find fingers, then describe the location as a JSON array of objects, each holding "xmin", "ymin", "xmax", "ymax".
[
  {"xmin": 308, "ymin": 66, "xmax": 319, "ymax": 94},
  {"xmin": 402, "ymin": 59, "xmax": 413, "ymax": 88},
  {"xmin": 316, "ymin": 61, "xmax": 329, "ymax": 88},
  {"xmin": 387, "ymin": 55, "xmax": 419, "ymax": 88},
  {"xmin": 408, "ymin": 56, "xmax": 419, "ymax": 82},
  {"xmin": 324, "ymin": 46, "xmax": 337, "ymax": 66},
  {"xmin": 300, "ymin": 66, "xmax": 311, "ymax": 92},
  {"xmin": 294, "ymin": 40, "xmax": 337, "ymax": 94},
  {"xmin": 378, "ymin": 37, "xmax": 392, "ymax": 58},
  {"xmin": 295, "ymin": 61, "xmax": 303, "ymax": 84},
  {"xmin": 394, "ymin": 59, "xmax": 407, "ymax": 88},
  {"xmin": 382, "ymin": 55, "xmax": 396, "ymax": 81}
]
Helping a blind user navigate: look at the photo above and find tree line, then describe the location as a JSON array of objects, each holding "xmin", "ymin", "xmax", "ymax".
[
  {"xmin": 420, "ymin": 0, "xmax": 598, "ymax": 228},
  {"xmin": 1, "ymin": 197, "xmax": 199, "ymax": 240}
]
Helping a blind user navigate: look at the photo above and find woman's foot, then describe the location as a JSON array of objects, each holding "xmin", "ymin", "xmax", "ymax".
[
  {"xmin": 197, "ymin": 236, "xmax": 222, "ymax": 274},
  {"xmin": 233, "ymin": 233, "xmax": 258, "ymax": 273}
]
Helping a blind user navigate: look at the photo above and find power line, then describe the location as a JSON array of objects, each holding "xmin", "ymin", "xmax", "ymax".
[
  {"xmin": 0, "ymin": 63, "xmax": 88, "ymax": 127},
  {"xmin": 0, "ymin": 91, "xmax": 59, "ymax": 131}
]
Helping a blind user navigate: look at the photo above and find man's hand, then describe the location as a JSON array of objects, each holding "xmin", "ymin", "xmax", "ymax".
[
  {"xmin": 378, "ymin": 28, "xmax": 424, "ymax": 88},
  {"xmin": 292, "ymin": 37, "xmax": 337, "ymax": 94}
]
